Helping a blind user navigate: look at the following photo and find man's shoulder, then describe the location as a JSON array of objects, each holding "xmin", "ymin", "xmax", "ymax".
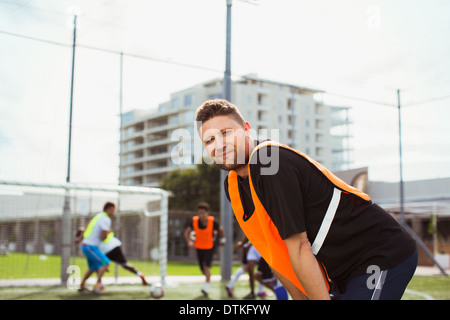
[
  {"xmin": 251, "ymin": 141, "xmax": 302, "ymax": 161},
  {"xmin": 99, "ymin": 214, "xmax": 111, "ymax": 221},
  {"xmin": 97, "ymin": 215, "xmax": 111, "ymax": 227},
  {"xmin": 250, "ymin": 141, "xmax": 305, "ymax": 177}
]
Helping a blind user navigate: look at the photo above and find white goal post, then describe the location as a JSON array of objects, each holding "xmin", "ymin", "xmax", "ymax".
[{"xmin": 0, "ymin": 180, "xmax": 169, "ymax": 287}]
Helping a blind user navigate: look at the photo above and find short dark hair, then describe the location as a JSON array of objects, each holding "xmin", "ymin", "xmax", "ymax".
[
  {"xmin": 195, "ymin": 99, "xmax": 245, "ymax": 129},
  {"xmin": 103, "ymin": 201, "xmax": 115, "ymax": 212},
  {"xmin": 197, "ymin": 202, "xmax": 210, "ymax": 212},
  {"xmin": 76, "ymin": 228, "xmax": 84, "ymax": 238}
]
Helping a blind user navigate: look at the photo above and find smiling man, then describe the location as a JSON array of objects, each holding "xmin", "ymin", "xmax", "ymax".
[{"xmin": 195, "ymin": 99, "xmax": 418, "ymax": 300}]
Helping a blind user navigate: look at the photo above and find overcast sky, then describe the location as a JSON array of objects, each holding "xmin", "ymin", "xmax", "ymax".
[{"xmin": 0, "ymin": 0, "xmax": 449, "ymax": 186}]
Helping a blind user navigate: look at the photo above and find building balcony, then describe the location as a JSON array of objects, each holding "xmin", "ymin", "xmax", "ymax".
[
  {"xmin": 122, "ymin": 137, "xmax": 174, "ymax": 153},
  {"xmin": 121, "ymin": 166, "xmax": 172, "ymax": 179}
]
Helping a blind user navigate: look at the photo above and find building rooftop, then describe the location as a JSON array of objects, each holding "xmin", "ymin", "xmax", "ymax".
[{"xmin": 238, "ymin": 74, "xmax": 325, "ymax": 95}]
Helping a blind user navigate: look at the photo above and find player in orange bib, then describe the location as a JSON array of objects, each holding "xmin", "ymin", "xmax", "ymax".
[
  {"xmin": 195, "ymin": 99, "xmax": 417, "ymax": 300},
  {"xmin": 184, "ymin": 202, "xmax": 225, "ymax": 297}
]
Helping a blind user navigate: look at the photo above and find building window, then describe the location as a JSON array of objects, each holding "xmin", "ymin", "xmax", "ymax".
[
  {"xmin": 257, "ymin": 93, "xmax": 267, "ymax": 105},
  {"xmin": 171, "ymin": 97, "xmax": 180, "ymax": 110},
  {"xmin": 288, "ymin": 115, "xmax": 293, "ymax": 125},
  {"xmin": 305, "ymin": 105, "xmax": 311, "ymax": 114},
  {"xmin": 287, "ymin": 98, "xmax": 294, "ymax": 110},
  {"xmin": 278, "ymin": 100, "xmax": 283, "ymax": 109},
  {"xmin": 122, "ymin": 112, "xmax": 134, "ymax": 125},
  {"xmin": 258, "ymin": 110, "xmax": 266, "ymax": 121},
  {"xmin": 184, "ymin": 94, "xmax": 195, "ymax": 107},
  {"xmin": 126, "ymin": 127, "xmax": 134, "ymax": 136},
  {"xmin": 169, "ymin": 114, "xmax": 179, "ymax": 125},
  {"xmin": 208, "ymin": 93, "xmax": 223, "ymax": 100},
  {"xmin": 287, "ymin": 130, "xmax": 292, "ymax": 139},
  {"xmin": 183, "ymin": 110, "xmax": 195, "ymax": 124},
  {"xmin": 125, "ymin": 166, "xmax": 133, "ymax": 174}
]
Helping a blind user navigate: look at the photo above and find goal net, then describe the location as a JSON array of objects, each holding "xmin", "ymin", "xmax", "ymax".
[{"xmin": 0, "ymin": 180, "xmax": 168, "ymax": 287}]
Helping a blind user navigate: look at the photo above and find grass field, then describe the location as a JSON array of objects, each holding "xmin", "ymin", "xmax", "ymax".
[
  {"xmin": 1, "ymin": 276, "xmax": 449, "ymax": 300},
  {"xmin": 0, "ymin": 253, "xmax": 449, "ymax": 300},
  {"xmin": 0, "ymin": 252, "xmax": 210, "ymax": 279}
]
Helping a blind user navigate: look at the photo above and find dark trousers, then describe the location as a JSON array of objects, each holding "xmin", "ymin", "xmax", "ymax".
[
  {"xmin": 332, "ymin": 249, "xmax": 418, "ymax": 300},
  {"xmin": 196, "ymin": 248, "xmax": 215, "ymax": 273}
]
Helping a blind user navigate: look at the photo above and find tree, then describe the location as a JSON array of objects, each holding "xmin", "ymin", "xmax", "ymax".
[{"xmin": 159, "ymin": 162, "xmax": 220, "ymax": 211}]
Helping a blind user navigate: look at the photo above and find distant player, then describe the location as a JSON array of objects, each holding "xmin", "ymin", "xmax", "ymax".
[
  {"xmin": 225, "ymin": 237, "xmax": 268, "ymax": 299},
  {"xmin": 76, "ymin": 228, "xmax": 148, "ymax": 286},
  {"xmin": 184, "ymin": 202, "xmax": 225, "ymax": 297},
  {"xmin": 75, "ymin": 201, "xmax": 114, "ymax": 294}
]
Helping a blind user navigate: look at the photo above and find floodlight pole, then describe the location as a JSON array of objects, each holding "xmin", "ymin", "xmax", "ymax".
[
  {"xmin": 220, "ymin": 0, "xmax": 233, "ymax": 282},
  {"xmin": 224, "ymin": 0, "xmax": 232, "ymax": 102},
  {"xmin": 61, "ymin": 14, "xmax": 77, "ymax": 286},
  {"xmin": 118, "ymin": 52, "xmax": 124, "ymax": 187},
  {"xmin": 397, "ymin": 89, "xmax": 448, "ymax": 277},
  {"xmin": 114, "ymin": 52, "xmax": 124, "ymax": 283},
  {"xmin": 397, "ymin": 89, "xmax": 405, "ymax": 225},
  {"xmin": 66, "ymin": 15, "xmax": 77, "ymax": 185}
]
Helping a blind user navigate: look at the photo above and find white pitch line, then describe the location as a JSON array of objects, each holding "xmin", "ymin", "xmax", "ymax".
[{"xmin": 405, "ymin": 289, "xmax": 434, "ymax": 300}]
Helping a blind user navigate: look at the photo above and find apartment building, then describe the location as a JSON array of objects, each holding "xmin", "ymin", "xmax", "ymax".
[{"xmin": 119, "ymin": 75, "xmax": 352, "ymax": 187}]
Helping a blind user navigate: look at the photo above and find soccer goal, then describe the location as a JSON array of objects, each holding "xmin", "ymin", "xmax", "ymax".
[{"xmin": 0, "ymin": 180, "xmax": 168, "ymax": 287}]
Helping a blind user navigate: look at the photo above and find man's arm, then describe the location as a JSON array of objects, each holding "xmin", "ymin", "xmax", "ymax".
[
  {"xmin": 217, "ymin": 226, "xmax": 226, "ymax": 246},
  {"xmin": 284, "ymin": 232, "xmax": 330, "ymax": 300},
  {"xmin": 74, "ymin": 228, "xmax": 84, "ymax": 244},
  {"xmin": 99, "ymin": 217, "xmax": 112, "ymax": 241},
  {"xmin": 235, "ymin": 235, "xmax": 248, "ymax": 250},
  {"xmin": 184, "ymin": 226, "xmax": 194, "ymax": 248},
  {"xmin": 272, "ymin": 269, "xmax": 308, "ymax": 300},
  {"xmin": 100, "ymin": 229, "xmax": 112, "ymax": 241}
]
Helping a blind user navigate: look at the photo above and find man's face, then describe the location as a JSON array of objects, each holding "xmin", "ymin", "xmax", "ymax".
[
  {"xmin": 106, "ymin": 206, "xmax": 116, "ymax": 217},
  {"xmin": 200, "ymin": 115, "xmax": 251, "ymax": 172},
  {"xmin": 198, "ymin": 209, "xmax": 208, "ymax": 222}
]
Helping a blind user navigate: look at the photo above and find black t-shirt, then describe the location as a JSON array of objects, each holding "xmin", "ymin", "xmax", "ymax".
[{"xmin": 224, "ymin": 143, "xmax": 417, "ymax": 287}]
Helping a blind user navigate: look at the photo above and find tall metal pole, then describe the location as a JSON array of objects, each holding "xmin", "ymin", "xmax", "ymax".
[
  {"xmin": 115, "ymin": 52, "xmax": 124, "ymax": 283},
  {"xmin": 220, "ymin": 0, "xmax": 233, "ymax": 282},
  {"xmin": 61, "ymin": 14, "xmax": 77, "ymax": 286},
  {"xmin": 397, "ymin": 89, "xmax": 405, "ymax": 225},
  {"xmin": 66, "ymin": 15, "xmax": 77, "ymax": 185},
  {"xmin": 224, "ymin": 0, "xmax": 232, "ymax": 102},
  {"xmin": 290, "ymin": 87, "xmax": 296, "ymax": 148},
  {"xmin": 397, "ymin": 89, "xmax": 448, "ymax": 276},
  {"xmin": 118, "ymin": 52, "xmax": 124, "ymax": 187}
]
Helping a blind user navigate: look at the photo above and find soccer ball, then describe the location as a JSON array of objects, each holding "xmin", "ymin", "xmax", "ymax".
[
  {"xmin": 150, "ymin": 283, "xmax": 164, "ymax": 299},
  {"xmin": 189, "ymin": 230, "xmax": 196, "ymax": 242}
]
